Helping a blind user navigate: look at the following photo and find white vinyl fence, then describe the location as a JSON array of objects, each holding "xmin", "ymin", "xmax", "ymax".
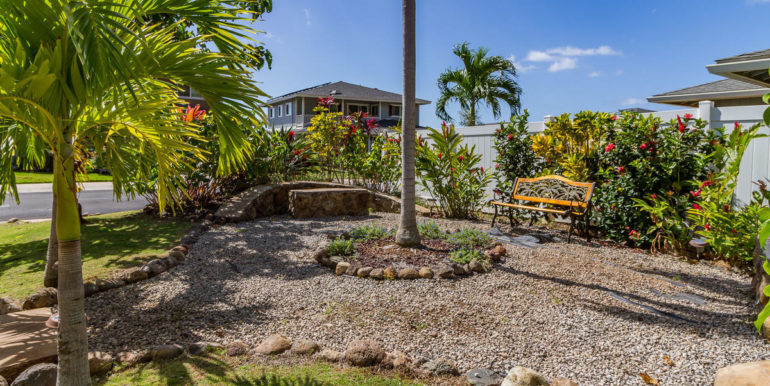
[{"xmin": 418, "ymin": 102, "xmax": 770, "ymax": 206}]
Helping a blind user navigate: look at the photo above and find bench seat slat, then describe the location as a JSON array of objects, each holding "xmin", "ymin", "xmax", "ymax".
[{"xmin": 488, "ymin": 202, "xmax": 583, "ymax": 215}]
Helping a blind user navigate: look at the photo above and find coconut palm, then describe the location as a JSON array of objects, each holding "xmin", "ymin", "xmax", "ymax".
[
  {"xmin": 436, "ymin": 43, "xmax": 522, "ymax": 127},
  {"xmin": 395, "ymin": 0, "xmax": 420, "ymax": 247},
  {"xmin": 0, "ymin": 1, "xmax": 268, "ymax": 383}
]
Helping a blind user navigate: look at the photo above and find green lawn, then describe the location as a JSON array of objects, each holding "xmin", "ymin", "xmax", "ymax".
[
  {"xmin": 14, "ymin": 171, "xmax": 113, "ymax": 184},
  {"xmin": 96, "ymin": 354, "xmax": 424, "ymax": 386},
  {"xmin": 0, "ymin": 211, "xmax": 190, "ymax": 300}
]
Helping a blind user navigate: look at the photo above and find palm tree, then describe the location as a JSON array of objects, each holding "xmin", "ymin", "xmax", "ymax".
[
  {"xmin": 0, "ymin": 1, "xmax": 267, "ymax": 383},
  {"xmin": 436, "ymin": 43, "xmax": 522, "ymax": 126},
  {"xmin": 396, "ymin": 0, "xmax": 420, "ymax": 247}
]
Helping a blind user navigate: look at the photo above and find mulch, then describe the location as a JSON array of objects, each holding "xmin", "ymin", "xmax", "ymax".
[{"xmin": 349, "ymin": 237, "xmax": 454, "ymax": 268}]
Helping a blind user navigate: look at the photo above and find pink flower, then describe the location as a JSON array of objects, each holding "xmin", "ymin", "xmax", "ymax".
[
  {"xmin": 639, "ymin": 143, "xmax": 648, "ymax": 150},
  {"xmin": 651, "ymin": 194, "xmax": 657, "ymax": 199},
  {"xmin": 611, "ymin": 115, "xmax": 617, "ymax": 121},
  {"xmin": 701, "ymin": 181, "xmax": 712, "ymax": 188},
  {"xmin": 617, "ymin": 166, "xmax": 625, "ymax": 173},
  {"xmin": 677, "ymin": 116, "xmax": 685, "ymax": 133},
  {"xmin": 683, "ymin": 113, "xmax": 693, "ymax": 119},
  {"xmin": 605, "ymin": 143, "xmax": 616, "ymax": 153},
  {"xmin": 690, "ymin": 189, "xmax": 701, "ymax": 198},
  {"xmin": 693, "ymin": 203, "xmax": 702, "ymax": 210},
  {"xmin": 495, "ymin": 163, "xmax": 500, "ymax": 169},
  {"xmin": 438, "ymin": 153, "xmax": 443, "ymax": 159},
  {"xmin": 458, "ymin": 155, "xmax": 464, "ymax": 162},
  {"xmin": 508, "ymin": 134, "xmax": 513, "ymax": 141}
]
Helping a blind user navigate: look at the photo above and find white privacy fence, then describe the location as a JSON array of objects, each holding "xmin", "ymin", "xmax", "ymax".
[{"xmin": 418, "ymin": 102, "xmax": 770, "ymax": 205}]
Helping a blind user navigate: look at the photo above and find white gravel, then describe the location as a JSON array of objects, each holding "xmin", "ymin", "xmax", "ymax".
[{"xmin": 86, "ymin": 213, "xmax": 770, "ymax": 385}]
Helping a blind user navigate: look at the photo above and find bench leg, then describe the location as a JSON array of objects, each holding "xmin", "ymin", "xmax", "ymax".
[
  {"xmin": 508, "ymin": 207, "xmax": 515, "ymax": 227},
  {"xmin": 491, "ymin": 204, "xmax": 499, "ymax": 228},
  {"xmin": 583, "ymin": 216, "xmax": 591, "ymax": 242}
]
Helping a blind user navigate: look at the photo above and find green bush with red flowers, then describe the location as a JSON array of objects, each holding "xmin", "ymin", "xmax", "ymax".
[
  {"xmin": 491, "ymin": 110, "xmax": 541, "ymax": 203},
  {"xmin": 416, "ymin": 122, "xmax": 492, "ymax": 219}
]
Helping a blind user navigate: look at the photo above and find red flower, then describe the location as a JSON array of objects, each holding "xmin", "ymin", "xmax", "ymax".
[
  {"xmin": 710, "ymin": 139, "xmax": 717, "ymax": 146},
  {"xmin": 734, "ymin": 121, "xmax": 739, "ymax": 130},
  {"xmin": 350, "ymin": 126, "xmax": 357, "ymax": 134},
  {"xmin": 480, "ymin": 166, "xmax": 484, "ymax": 173},
  {"xmin": 458, "ymin": 155, "xmax": 464, "ymax": 162},
  {"xmin": 288, "ymin": 130, "xmax": 295, "ymax": 142},
  {"xmin": 652, "ymin": 126, "xmax": 657, "ymax": 132},
  {"xmin": 700, "ymin": 181, "xmax": 712, "ymax": 188},
  {"xmin": 683, "ymin": 113, "xmax": 693, "ymax": 119},
  {"xmin": 693, "ymin": 203, "xmax": 702, "ymax": 210},
  {"xmin": 611, "ymin": 115, "xmax": 617, "ymax": 121},
  {"xmin": 651, "ymin": 194, "xmax": 657, "ymax": 199},
  {"xmin": 690, "ymin": 189, "xmax": 701, "ymax": 198},
  {"xmin": 732, "ymin": 229, "xmax": 738, "ymax": 235},
  {"xmin": 495, "ymin": 163, "xmax": 500, "ymax": 169},
  {"xmin": 639, "ymin": 143, "xmax": 648, "ymax": 150},
  {"xmin": 508, "ymin": 134, "xmax": 513, "ymax": 141},
  {"xmin": 677, "ymin": 116, "xmax": 685, "ymax": 133},
  {"xmin": 317, "ymin": 97, "xmax": 335, "ymax": 108},
  {"xmin": 704, "ymin": 223, "xmax": 711, "ymax": 230},
  {"xmin": 724, "ymin": 204, "xmax": 730, "ymax": 213},
  {"xmin": 605, "ymin": 143, "xmax": 616, "ymax": 153},
  {"xmin": 438, "ymin": 153, "xmax": 443, "ymax": 159},
  {"xmin": 181, "ymin": 104, "xmax": 206, "ymax": 122},
  {"xmin": 617, "ymin": 166, "xmax": 625, "ymax": 173}
]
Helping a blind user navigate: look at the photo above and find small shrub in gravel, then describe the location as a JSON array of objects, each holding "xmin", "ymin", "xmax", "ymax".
[
  {"xmin": 325, "ymin": 238, "xmax": 355, "ymax": 256},
  {"xmin": 447, "ymin": 228, "xmax": 490, "ymax": 250},
  {"xmin": 417, "ymin": 221, "xmax": 445, "ymax": 239},
  {"xmin": 349, "ymin": 224, "xmax": 394, "ymax": 241},
  {"xmin": 449, "ymin": 247, "xmax": 487, "ymax": 265}
]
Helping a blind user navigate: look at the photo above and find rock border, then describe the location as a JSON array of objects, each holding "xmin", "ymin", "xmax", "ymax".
[
  {"xmin": 2, "ymin": 220, "xmax": 212, "ymax": 315},
  {"xmin": 311, "ymin": 243, "xmax": 508, "ymax": 281}
]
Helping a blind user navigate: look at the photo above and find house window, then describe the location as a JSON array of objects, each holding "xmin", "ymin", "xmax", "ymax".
[
  {"xmin": 389, "ymin": 105, "xmax": 401, "ymax": 117},
  {"xmin": 277, "ymin": 105, "xmax": 282, "ymax": 117},
  {"xmin": 371, "ymin": 105, "xmax": 379, "ymax": 116},
  {"xmin": 268, "ymin": 108, "xmax": 273, "ymax": 118},
  {"xmin": 348, "ymin": 104, "xmax": 368, "ymax": 114},
  {"xmin": 286, "ymin": 103, "xmax": 292, "ymax": 116}
]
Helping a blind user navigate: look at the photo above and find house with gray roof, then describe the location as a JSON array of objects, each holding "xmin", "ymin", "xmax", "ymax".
[
  {"xmin": 266, "ymin": 81, "xmax": 431, "ymax": 130},
  {"xmin": 648, "ymin": 50, "xmax": 770, "ymax": 107}
]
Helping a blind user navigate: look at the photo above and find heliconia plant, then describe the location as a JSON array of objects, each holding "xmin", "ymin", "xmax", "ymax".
[{"xmin": 755, "ymin": 207, "xmax": 770, "ymax": 334}]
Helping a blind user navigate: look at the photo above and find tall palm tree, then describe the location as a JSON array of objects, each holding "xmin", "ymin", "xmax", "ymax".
[
  {"xmin": 436, "ymin": 43, "xmax": 522, "ymax": 127},
  {"xmin": 395, "ymin": 0, "xmax": 420, "ymax": 247},
  {"xmin": 0, "ymin": 1, "xmax": 267, "ymax": 383}
]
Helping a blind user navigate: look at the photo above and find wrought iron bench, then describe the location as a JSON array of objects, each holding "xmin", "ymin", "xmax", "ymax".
[{"xmin": 489, "ymin": 175, "xmax": 595, "ymax": 243}]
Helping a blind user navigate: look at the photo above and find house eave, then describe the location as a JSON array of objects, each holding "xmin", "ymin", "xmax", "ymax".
[
  {"xmin": 647, "ymin": 88, "xmax": 769, "ymax": 107},
  {"xmin": 706, "ymin": 58, "xmax": 770, "ymax": 87}
]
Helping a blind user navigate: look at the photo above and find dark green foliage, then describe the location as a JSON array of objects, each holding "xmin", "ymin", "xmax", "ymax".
[
  {"xmin": 326, "ymin": 238, "xmax": 355, "ymax": 256},
  {"xmin": 349, "ymin": 225, "xmax": 394, "ymax": 241},
  {"xmin": 417, "ymin": 221, "xmax": 444, "ymax": 239},
  {"xmin": 446, "ymin": 228, "xmax": 490, "ymax": 250},
  {"xmin": 448, "ymin": 247, "xmax": 486, "ymax": 265},
  {"xmin": 492, "ymin": 110, "xmax": 541, "ymax": 201}
]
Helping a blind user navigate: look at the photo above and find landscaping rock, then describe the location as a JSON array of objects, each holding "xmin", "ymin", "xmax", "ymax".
[
  {"xmin": 0, "ymin": 297, "xmax": 22, "ymax": 314},
  {"xmin": 714, "ymin": 361, "xmax": 770, "ymax": 386},
  {"xmin": 329, "ymin": 255, "xmax": 344, "ymax": 265},
  {"xmin": 419, "ymin": 267, "xmax": 434, "ymax": 279},
  {"xmin": 187, "ymin": 341, "xmax": 224, "ymax": 355},
  {"xmin": 501, "ymin": 366, "xmax": 548, "ymax": 386},
  {"xmin": 466, "ymin": 368, "xmax": 503, "ymax": 386},
  {"xmin": 151, "ymin": 344, "xmax": 183, "ymax": 360},
  {"xmin": 344, "ymin": 339, "xmax": 386, "ymax": 366},
  {"xmin": 10, "ymin": 363, "xmax": 57, "ymax": 386},
  {"xmin": 763, "ymin": 318, "xmax": 770, "ymax": 342},
  {"xmin": 117, "ymin": 351, "xmax": 150, "ymax": 366},
  {"xmin": 171, "ymin": 245, "xmax": 189, "ymax": 254},
  {"xmin": 311, "ymin": 248, "xmax": 327, "ymax": 262},
  {"xmin": 6, "ymin": 218, "xmax": 19, "ymax": 223},
  {"xmin": 335, "ymin": 262, "xmax": 350, "ymax": 275},
  {"xmin": 345, "ymin": 263, "xmax": 360, "ymax": 276},
  {"xmin": 487, "ymin": 245, "xmax": 507, "ymax": 261},
  {"xmin": 88, "ymin": 351, "xmax": 114, "ymax": 375},
  {"xmin": 83, "ymin": 281, "xmax": 99, "ymax": 296},
  {"xmin": 421, "ymin": 358, "xmax": 459, "ymax": 376},
  {"xmin": 160, "ymin": 255, "xmax": 178, "ymax": 269},
  {"xmin": 357, "ymin": 266, "xmax": 373, "ymax": 278},
  {"xmin": 21, "ymin": 288, "xmax": 57, "ymax": 310},
  {"xmin": 169, "ymin": 250, "xmax": 186, "ymax": 262},
  {"xmin": 550, "ymin": 378, "xmax": 578, "ymax": 386},
  {"xmin": 225, "ymin": 341, "xmax": 249, "ymax": 356},
  {"xmin": 390, "ymin": 351, "xmax": 412, "ymax": 369},
  {"xmin": 320, "ymin": 349, "xmax": 343, "ymax": 362},
  {"xmin": 384, "ymin": 266, "xmax": 397, "ymax": 280},
  {"xmin": 369, "ymin": 268, "xmax": 384, "ymax": 280},
  {"xmin": 145, "ymin": 259, "xmax": 166, "ymax": 275},
  {"xmin": 0, "ymin": 375, "xmax": 7, "ymax": 386},
  {"xmin": 291, "ymin": 339, "xmax": 320, "ymax": 356},
  {"xmin": 469, "ymin": 260, "xmax": 484, "ymax": 272},
  {"xmin": 452, "ymin": 264, "xmax": 466, "ymax": 276},
  {"xmin": 124, "ymin": 268, "xmax": 149, "ymax": 283},
  {"xmin": 436, "ymin": 265, "xmax": 454, "ymax": 279},
  {"xmin": 462, "ymin": 264, "xmax": 472, "ymax": 275},
  {"xmin": 95, "ymin": 278, "xmax": 125, "ymax": 292},
  {"xmin": 398, "ymin": 267, "xmax": 420, "ymax": 280},
  {"xmin": 255, "ymin": 334, "xmax": 292, "ymax": 355}
]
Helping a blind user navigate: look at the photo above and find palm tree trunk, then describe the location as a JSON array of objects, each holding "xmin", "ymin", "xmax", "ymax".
[
  {"xmin": 54, "ymin": 143, "xmax": 90, "ymax": 385},
  {"xmin": 396, "ymin": 0, "xmax": 420, "ymax": 247},
  {"xmin": 469, "ymin": 102, "xmax": 476, "ymax": 126},
  {"xmin": 43, "ymin": 194, "xmax": 58, "ymax": 288}
]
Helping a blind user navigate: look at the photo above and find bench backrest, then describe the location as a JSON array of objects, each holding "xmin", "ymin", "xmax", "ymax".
[{"xmin": 512, "ymin": 175, "xmax": 595, "ymax": 208}]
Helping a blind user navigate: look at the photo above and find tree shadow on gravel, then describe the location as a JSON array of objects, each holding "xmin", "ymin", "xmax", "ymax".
[
  {"xmin": 626, "ymin": 266, "xmax": 751, "ymax": 305},
  {"xmin": 495, "ymin": 264, "xmax": 755, "ymax": 338}
]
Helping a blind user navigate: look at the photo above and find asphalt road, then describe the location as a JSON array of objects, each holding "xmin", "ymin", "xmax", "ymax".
[{"xmin": 0, "ymin": 183, "xmax": 149, "ymax": 221}]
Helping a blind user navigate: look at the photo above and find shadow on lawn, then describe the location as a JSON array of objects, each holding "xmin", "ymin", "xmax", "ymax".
[{"xmin": 496, "ymin": 264, "xmax": 755, "ymax": 338}]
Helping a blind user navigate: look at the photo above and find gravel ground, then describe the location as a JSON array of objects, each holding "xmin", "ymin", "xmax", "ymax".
[{"xmin": 86, "ymin": 213, "xmax": 770, "ymax": 385}]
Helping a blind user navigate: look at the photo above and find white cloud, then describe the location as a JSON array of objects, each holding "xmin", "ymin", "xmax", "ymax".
[
  {"xmin": 748, "ymin": 0, "xmax": 770, "ymax": 4},
  {"xmin": 525, "ymin": 50, "xmax": 554, "ymax": 62},
  {"xmin": 588, "ymin": 71, "xmax": 601, "ymax": 78},
  {"xmin": 546, "ymin": 45, "xmax": 621, "ymax": 57},
  {"xmin": 621, "ymin": 97, "xmax": 644, "ymax": 106},
  {"xmin": 507, "ymin": 55, "xmax": 536, "ymax": 73},
  {"xmin": 548, "ymin": 57, "xmax": 577, "ymax": 72},
  {"xmin": 303, "ymin": 8, "xmax": 311, "ymax": 25}
]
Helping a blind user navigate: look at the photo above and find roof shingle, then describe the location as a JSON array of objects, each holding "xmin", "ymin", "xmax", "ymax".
[{"xmin": 267, "ymin": 81, "xmax": 430, "ymax": 105}]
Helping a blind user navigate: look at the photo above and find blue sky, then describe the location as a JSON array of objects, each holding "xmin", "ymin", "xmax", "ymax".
[{"xmin": 253, "ymin": 0, "xmax": 770, "ymax": 127}]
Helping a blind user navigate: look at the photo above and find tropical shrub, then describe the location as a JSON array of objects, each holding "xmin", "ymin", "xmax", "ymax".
[
  {"xmin": 306, "ymin": 98, "xmax": 347, "ymax": 181},
  {"xmin": 531, "ymin": 111, "xmax": 615, "ymax": 181},
  {"xmin": 326, "ymin": 238, "xmax": 355, "ymax": 256},
  {"xmin": 449, "ymin": 247, "xmax": 487, "ymax": 264},
  {"xmin": 755, "ymin": 207, "xmax": 770, "ymax": 334},
  {"xmin": 416, "ymin": 123, "xmax": 492, "ymax": 219},
  {"xmin": 446, "ymin": 228, "xmax": 490, "ymax": 250},
  {"xmin": 248, "ymin": 126, "xmax": 312, "ymax": 184},
  {"xmin": 352, "ymin": 130, "xmax": 401, "ymax": 195},
  {"xmin": 492, "ymin": 110, "xmax": 541, "ymax": 201},
  {"xmin": 349, "ymin": 224, "xmax": 394, "ymax": 241},
  {"xmin": 688, "ymin": 123, "xmax": 768, "ymax": 264},
  {"xmin": 599, "ymin": 113, "xmax": 717, "ymax": 244}
]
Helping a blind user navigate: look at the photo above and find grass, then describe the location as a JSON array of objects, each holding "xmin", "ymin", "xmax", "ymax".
[
  {"xmin": 13, "ymin": 171, "xmax": 113, "ymax": 184},
  {"xmin": 95, "ymin": 354, "xmax": 424, "ymax": 385},
  {"xmin": 0, "ymin": 211, "xmax": 190, "ymax": 300}
]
